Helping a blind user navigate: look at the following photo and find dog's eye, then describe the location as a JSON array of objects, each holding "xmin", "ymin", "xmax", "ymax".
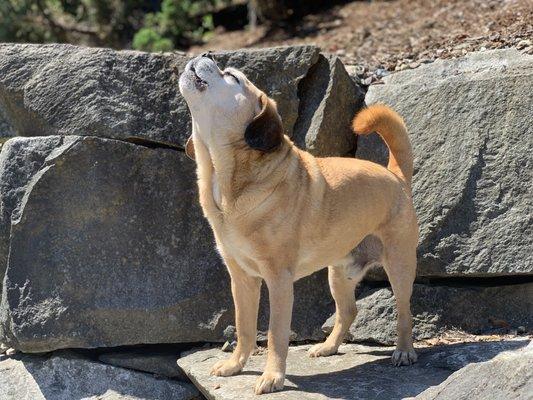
[{"xmin": 225, "ymin": 71, "xmax": 240, "ymax": 84}]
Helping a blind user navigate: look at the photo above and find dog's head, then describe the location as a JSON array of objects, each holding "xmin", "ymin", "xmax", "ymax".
[{"xmin": 179, "ymin": 54, "xmax": 283, "ymax": 159}]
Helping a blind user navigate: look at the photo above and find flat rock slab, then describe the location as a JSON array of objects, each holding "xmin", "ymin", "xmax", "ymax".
[
  {"xmin": 177, "ymin": 340, "xmax": 530, "ymax": 399},
  {"xmin": 0, "ymin": 351, "xmax": 199, "ymax": 400}
]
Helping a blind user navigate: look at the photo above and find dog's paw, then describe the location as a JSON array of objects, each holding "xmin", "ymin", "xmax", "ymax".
[
  {"xmin": 391, "ymin": 348, "xmax": 418, "ymax": 366},
  {"xmin": 254, "ymin": 371, "xmax": 285, "ymax": 394},
  {"xmin": 210, "ymin": 358, "xmax": 243, "ymax": 377},
  {"xmin": 308, "ymin": 342, "xmax": 339, "ymax": 357}
]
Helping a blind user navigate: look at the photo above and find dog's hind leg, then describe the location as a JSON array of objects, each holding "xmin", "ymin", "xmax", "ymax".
[
  {"xmin": 308, "ymin": 235, "xmax": 382, "ymax": 358},
  {"xmin": 308, "ymin": 265, "xmax": 360, "ymax": 357},
  {"xmin": 381, "ymin": 226, "xmax": 418, "ymax": 366}
]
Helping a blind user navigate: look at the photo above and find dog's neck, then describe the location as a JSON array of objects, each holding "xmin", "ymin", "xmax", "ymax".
[{"xmin": 192, "ymin": 124, "xmax": 294, "ymax": 217}]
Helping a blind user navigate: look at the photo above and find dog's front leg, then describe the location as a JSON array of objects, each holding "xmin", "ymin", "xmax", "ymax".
[
  {"xmin": 254, "ymin": 269, "xmax": 294, "ymax": 395},
  {"xmin": 211, "ymin": 258, "xmax": 262, "ymax": 377}
]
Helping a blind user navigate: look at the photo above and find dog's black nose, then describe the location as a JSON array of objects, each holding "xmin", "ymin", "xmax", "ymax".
[{"xmin": 201, "ymin": 51, "xmax": 215, "ymax": 61}]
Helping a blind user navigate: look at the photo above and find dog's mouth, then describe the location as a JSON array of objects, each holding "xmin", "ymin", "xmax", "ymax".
[{"xmin": 190, "ymin": 65, "xmax": 208, "ymax": 91}]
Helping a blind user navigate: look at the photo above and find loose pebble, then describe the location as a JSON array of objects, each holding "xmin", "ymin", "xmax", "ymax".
[{"xmin": 6, "ymin": 348, "xmax": 17, "ymax": 356}]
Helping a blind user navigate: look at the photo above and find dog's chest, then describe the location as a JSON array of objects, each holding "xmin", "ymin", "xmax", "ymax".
[{"xmin": 218, "ymin": 228, "xmax": 262, "ymax": 277}]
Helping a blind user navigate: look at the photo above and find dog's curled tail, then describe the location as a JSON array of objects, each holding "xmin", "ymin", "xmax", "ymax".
[{"xmin": 353, "ymin": 104, "xmax": 413, "ymax": 188}]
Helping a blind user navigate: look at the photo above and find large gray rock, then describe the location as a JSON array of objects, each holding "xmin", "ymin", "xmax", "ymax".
[
  {"xmin": 322, "ymin": 283, "xmax": 532, "ymax": 345},
  {"xmin": 0, "ymin": 43, "xmax": 361, "ymax": 154},
  {"xmin": 357, "ymin": 48, "xmax": 533, "ymax": 277},
  {"xmin": 177, "ymin": 340, "xmax": 530, "ymax": 400},
  {"xmin": 0, "ymin": 136, "xmax": 332, "ymax": 352},
  {"xmin": 415, "ymin": 342, "xmax": 533, "ymax": 399},
  {"xmin": 0, "ymin": 351, "xmax": 199, "ymax": 400},
  {"xmin": 0, "ymin": 135, "xmax": 226, "ymax": 352}
]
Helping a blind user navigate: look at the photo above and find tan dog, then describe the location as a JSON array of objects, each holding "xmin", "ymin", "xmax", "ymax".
[{"xmin": 179, "ymin": 54, "xmax": 418, "ymax": 394}]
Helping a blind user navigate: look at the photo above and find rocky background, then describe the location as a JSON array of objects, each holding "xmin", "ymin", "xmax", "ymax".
[{"xmin": 0, "ymin": 42, "xmax": 531, "ymax": 400}]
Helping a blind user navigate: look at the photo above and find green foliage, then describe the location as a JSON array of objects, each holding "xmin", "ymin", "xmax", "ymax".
[
  {"xmin": 132, "ymin": 28, "xmax": 173, "ymax": 52},
  {"xmin": 0, "ymin": 0, "xmax": 155, "ymax": 48},
  {"xmin": 0, "ymin": 1, "xmax": 54, "ymax": 43},
  {"xmin": 0, "ymin": 0, "xmax": 226, "ymax": 51},
  {"xmin": 132, "ymin": 0, "xmax": 219, "ymax": 52}
]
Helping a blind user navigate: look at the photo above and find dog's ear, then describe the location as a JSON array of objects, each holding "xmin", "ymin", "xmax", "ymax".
[
  {"xmin": 185, "ymin": 136, "xmax": 195, "ymax": 160},
  {"xmin": 244, "ymin": 93, "xmax": 283, "ymax": 152}
]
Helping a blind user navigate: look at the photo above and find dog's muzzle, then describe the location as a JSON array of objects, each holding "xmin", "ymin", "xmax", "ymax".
[{"xmin": 181, "ymin": 55, "xmax": 219, "ymax": 92}]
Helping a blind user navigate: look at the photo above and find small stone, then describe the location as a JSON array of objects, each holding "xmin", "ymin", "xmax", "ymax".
[
  {"xmin": 454, "ymin": 43, "xmax": 471, "ymax": 50},
  {"xmin": 256, "ymin": 331, "xmax": 268, "ymax": 344},
  {"xmin": 0, "ymin": 343, "xmax": 8, "ymax": 354},
  {"xmin": 344, "ymin": 65, "xmax": 365, "ymax": 77},
  {"xmin": 223, "ymin": 325, "xmax": 236, "ymax": 341},
  {"xmin": 5, "ymin": 348, "xmax": 17, "ymax": 356},
  {"xmin": 516, "ymin": 39, "xmax": 531, "ymax": 49},
  {"xmin": 395, "ymin": 63, "xmax": 409, "ymax": 71},
  {"xmin": 518, "ymin": 326, "xmax": 527, "ymax": 334},
  {"xmin": 374, "ymin": 68, "xmax": 390, "ymax": 78},
  {"xmin": 363, "ymin": 77, "xmax": 373, "ymax": 86},
  {"xmin": 221, "ymin": 341, "xmax": 235, "ymax": 353},
  {"xmin": 355, "ymin": 65, "xmax": 366, "ymax": 75},
  {"xmin": 436, "ymin": 49, "xmax": 445, "ymax": 56},
  {"xmin": 409, "ymin": 62, "xmax": 421, "ymax": 69}
]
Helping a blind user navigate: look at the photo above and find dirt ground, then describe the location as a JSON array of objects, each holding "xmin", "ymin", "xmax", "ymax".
[{"xmin": 192, "ymin": 0, "xmax": 533, "ymax": 84}]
